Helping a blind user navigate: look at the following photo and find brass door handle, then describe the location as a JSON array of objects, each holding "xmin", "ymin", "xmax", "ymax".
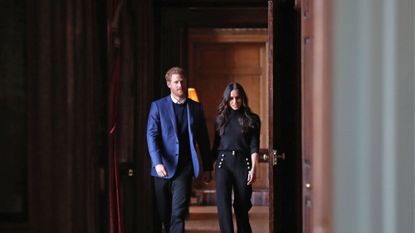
[
  {"xmin": 128, "ymin": 169, "xmax": 134, "ymax": 177},
  {"xmin": 272, "ymin": 150, "xmax": 286, "ymax": 166}
]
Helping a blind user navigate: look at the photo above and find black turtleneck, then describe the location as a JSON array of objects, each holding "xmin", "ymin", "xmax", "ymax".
[{"xmin": 212, "ymin": 109, "xmax": 260, "ymax": 157}]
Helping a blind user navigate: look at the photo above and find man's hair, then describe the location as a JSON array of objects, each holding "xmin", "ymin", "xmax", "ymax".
[{"xmin": 165, "ymin": 66, "xmax": 186, "ymax": 81}]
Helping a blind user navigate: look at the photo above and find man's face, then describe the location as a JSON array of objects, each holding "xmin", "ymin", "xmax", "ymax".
[{"xmin": 167, "ymin": 74, "xmax": 186, "ymax": 99}]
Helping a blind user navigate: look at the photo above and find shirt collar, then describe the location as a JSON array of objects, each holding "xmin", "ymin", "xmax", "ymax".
[{"xmin": 170, "ymin": 94, "xmax": 186, "ymax": 104}]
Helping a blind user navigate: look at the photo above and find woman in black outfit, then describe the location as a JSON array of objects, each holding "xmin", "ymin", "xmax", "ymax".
[{"xmin": 212, "ymin": 82, "xmax": 260, "ymax": 233}]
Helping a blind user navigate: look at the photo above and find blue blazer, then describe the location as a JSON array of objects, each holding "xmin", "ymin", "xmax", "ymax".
[{"xmin": 146, "ymin": 96, "xmax": 212, "ymax": 178}]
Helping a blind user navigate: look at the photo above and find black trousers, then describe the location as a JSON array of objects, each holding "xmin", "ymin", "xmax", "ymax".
[
  {"xmin": 215, "ymin": 151, "xmax": 253, "ymax": 233},
  {"xmin": 154, "ymin": 163, "xmax": 193, "ymax": 233}
]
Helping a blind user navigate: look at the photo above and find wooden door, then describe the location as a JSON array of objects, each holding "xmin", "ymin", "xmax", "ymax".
[{"xmin": 269, "ymin": 1, "xmax": 303, "ymax": 233}]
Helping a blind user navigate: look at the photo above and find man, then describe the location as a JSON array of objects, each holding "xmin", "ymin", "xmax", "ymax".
[{"xmin": 147, "ymin": 67, "xmax": 212, "ymax": 233}]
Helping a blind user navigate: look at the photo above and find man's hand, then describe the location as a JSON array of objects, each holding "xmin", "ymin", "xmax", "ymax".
[
  {"xmin": 201, "ymin": 171, "xmax": 212, "ymax": 184},
  {"xmin": 155, "ymin": 164, "xmax": 168, "ymax": 177}
]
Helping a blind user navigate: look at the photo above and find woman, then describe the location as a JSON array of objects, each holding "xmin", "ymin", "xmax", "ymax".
[{"xmin": 212, "ymin": 82, "xmax": 260, "ymax": 233}]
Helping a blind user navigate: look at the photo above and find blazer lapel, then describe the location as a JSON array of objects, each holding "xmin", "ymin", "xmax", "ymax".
[{"xmin": 187, "ymin": 101, "xmax": 195, "ymax": 135}]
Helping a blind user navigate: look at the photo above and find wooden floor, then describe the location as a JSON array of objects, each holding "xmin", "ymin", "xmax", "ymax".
[{"xmin": 185, "ymin": 206, "xmax": 269, "ymax": 233}]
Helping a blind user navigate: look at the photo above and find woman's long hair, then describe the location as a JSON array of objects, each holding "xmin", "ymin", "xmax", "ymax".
[{"xmin": 216, "ymin": 82, "xmax": 256, "ymax": 135}]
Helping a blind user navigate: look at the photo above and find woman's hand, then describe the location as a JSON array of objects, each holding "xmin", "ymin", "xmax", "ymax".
[
  {"xmin": 247, "ymin": 169, "xmax": 256, "ymax": 185},
  {"xmin": 201, "ymin": 171, "xmax": 212, "ymax": 184},
  {"xmin": 247, "ymin": 152, "xmax": 259, "ymax": 185}
]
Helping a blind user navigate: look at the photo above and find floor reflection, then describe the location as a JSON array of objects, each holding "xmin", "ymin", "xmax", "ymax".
[{"xmin": 185, "ymin": 206, "xmax": 269, "ymax": 233}]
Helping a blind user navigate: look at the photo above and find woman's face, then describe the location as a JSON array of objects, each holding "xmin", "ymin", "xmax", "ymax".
[{"xmin": 229, "ymin": 89, "xmax": 242, "ymax": 110}]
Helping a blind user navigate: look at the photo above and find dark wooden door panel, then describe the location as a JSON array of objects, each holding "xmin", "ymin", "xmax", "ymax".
[{"xmin": 269, "ymin": 1, "xmax": 303, "ymax": 232}]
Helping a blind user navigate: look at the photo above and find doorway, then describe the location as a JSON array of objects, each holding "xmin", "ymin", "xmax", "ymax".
[
  {"xmin": 186, "ymin": 28, "xmax": 270, "ymax": 232},
  {"xmin": 153, "ymin": 3, "xmax": 303, "ymax": 233},
  {"xmin": 187, "ymin": 28, "xmax": 270, "ymax": 205}
]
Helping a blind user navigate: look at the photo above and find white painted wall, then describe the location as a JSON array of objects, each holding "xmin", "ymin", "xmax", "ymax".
[{"xmin": 333, "ymin": 0, "xmax": 414, "ymax": 232}]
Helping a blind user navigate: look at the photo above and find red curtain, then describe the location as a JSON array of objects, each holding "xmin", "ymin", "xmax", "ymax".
[{"xmin": 108, "ymin": 1, "xmax": 124, "ymax": 233}]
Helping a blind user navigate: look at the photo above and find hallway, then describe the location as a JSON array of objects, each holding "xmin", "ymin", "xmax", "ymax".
[{"xmin": 186, "ymin": 206, "xmax": 269, "ymax": 233}]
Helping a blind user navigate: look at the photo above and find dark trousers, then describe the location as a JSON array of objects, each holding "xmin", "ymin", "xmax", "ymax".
[
  {"xmin": 154, "ymin": 163, "xmax": 193, "ymax": 233},
  {"xmin": 215, "ymin": 151, "xmax": 253, "ymax": 233}
]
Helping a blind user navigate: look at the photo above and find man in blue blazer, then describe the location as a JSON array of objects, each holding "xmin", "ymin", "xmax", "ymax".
[{"xmin": 147, "ymin": 66, "xmax": 212, "ymax": 233}]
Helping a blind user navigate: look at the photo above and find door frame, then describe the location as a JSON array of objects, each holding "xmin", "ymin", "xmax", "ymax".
[
  {"xmin": 300, "ymin": 0, "xmax": 333, "ymax": 232},
  {"xmin": 267, "ymin": 3, "xmax": 275, "ymax": 232}
]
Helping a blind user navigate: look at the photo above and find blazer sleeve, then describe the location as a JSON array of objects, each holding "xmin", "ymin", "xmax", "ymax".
[
  {"xmin": 146, "ymin": 102, "xmax": 163, "ymax": 167},
  {"xmin": 211, "ymin": 120, "xmax": 220, "ymax": 161},
  {"xmin": 195, "ymin": 104, "xmax": 213, "ymax": 171}
]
